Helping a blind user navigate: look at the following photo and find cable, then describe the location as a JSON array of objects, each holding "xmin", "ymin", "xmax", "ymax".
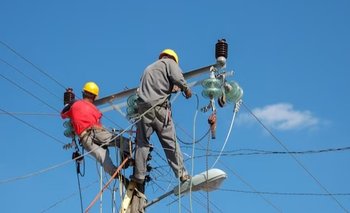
[
  {"xmin": 243, "ymin": 102, "xmax": 349, "ymax": 212},
  {"xmin": 218, "ymin": 188, "xmax": 350, "ymax": 197},
  {"xmin": 0, "ymin": 72, "xmax": 60, "ymax": 112},
  {"xmin": 206, "ymin": 132, "xmax": 211, "ymax": 213},
  {"xmin": 219, "ymin": 161, "xmax": 283, "ymax": 212},
  {"xmin": 0, "ymin": 40, "xmax": 67, "ymax": 90},
  {"xmin": 189, "ymin": 93, "xmax": 200, "ymax": 213},
  {"xmin": 40, "ymin": 180, "xmax": 98, "ymax": 213},
  {"xmin": 0, "ymin": 112, "xmax": 59, "ymax": 116},
  {"xmin": 0, "ymin": 108, "xmax": 65, "ymax": 145},
  {"xmin": 76, "ymin": 167, "xmax": 84, "ymax": 213},
  {"xmin": 1, "ymin": 42, "xmax": 126, "ymax": 146},
  {"xmin": 184, "ymin": 146, "xmax": 350, "ymax": 160},
  {"xmin": 0, "ymin": 157, "xmax": 74, "ymax": 185},
  {"xmin": 176, "ymin": 128, "xmax": 210, "ymax": 145},
  {"xmin": 0, "ymin": 57, "xmax": 61, "ymax": 100},
  {"xmin": 211, "ymin": 100, "xmax": 241, "ymax": 168}
]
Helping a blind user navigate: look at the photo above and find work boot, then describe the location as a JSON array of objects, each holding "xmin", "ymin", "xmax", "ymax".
[{"xmin": 130, "ymin": 175, "xmax": 145, "ymax": 194}]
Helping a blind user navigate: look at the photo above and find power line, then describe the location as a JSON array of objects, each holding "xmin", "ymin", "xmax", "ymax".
[
  {"xmin": 40, "ymin": 180, "xmax": 98, "ymax": 213},
  {"xmin": 0, "ymin": 72, "xmax": 60, "ymax": 113},
  {"xmin": 174, "ymin": 104, "xmax": 282, "ymax": 212},
  {"xmin": 0, "ymin": 108, "xmax": 65, "ymax": 145},
  {"xmin": 183, "ymin": 146, "xmax": 350, "ymax": 160},
  {"xmin": 243, "ymin": 102, "xmax": 349, "ymax": 212},
  {"xmin": 219, "ymin": 161, "xmax": 283, "ymax": 212},
  {"xmin": 218, "ymin": 188, "xmax": 350, "ymax": 197},
  {"xmin": 0, "ymin": 57, "xmax": 61, "ymax": 100},
  {"xmin": 0, "ymin": 157, "xmax": 72, "ymax": 185},
  {"xmin": 0, "ymin": 112, "xmax": 59, "ymax": 116},
  {"xmin": 0, "ymin": 40, "xmax": 67, "ymax": 90}
]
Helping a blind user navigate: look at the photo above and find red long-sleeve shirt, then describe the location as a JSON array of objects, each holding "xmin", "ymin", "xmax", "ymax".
[{"xmin": 61, "ymin": 99, "xmax": 102, "ymax": 135}]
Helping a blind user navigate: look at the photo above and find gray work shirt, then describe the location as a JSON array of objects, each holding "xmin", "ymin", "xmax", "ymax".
[{"xmin": 138, "ymin": 58, "xmax": 188, "ymax": 107}]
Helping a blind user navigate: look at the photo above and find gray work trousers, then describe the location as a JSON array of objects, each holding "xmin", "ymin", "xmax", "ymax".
[
  {"xmin": 134, "ymin": 104, "xmax": 188, "ymax": 180},
  {"xmin": 80, "ymin": 128, "xmax": 130, "ymax": 177}
]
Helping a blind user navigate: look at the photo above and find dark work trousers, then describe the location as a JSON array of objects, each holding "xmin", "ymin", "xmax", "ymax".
[{"xmin": 133, "ymin": 104, "xmax": 188, "ymax": 181}]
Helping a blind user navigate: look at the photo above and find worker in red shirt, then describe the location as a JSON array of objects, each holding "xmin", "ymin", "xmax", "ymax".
[{"xmin": 61, "ymin": 82, "xmax": 130, "ymax": 177}]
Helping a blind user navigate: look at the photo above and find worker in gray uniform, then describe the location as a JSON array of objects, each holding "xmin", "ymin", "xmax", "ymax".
[{"xmin": 132, "ymin": 49, "xmax": 192, "ymax": 187}]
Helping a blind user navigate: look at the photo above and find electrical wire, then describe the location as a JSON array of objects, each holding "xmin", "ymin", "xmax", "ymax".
[
  {"xmin": 176, "ymin": 128, "xmax": 210, "ymax": 145},
  {"xmin": 218, "ymin": 188, "xmax": 350, "ymax": 197},
  {"xmin": 178, "ymin": 127, "xmax": 281, "ymax": 212},
  {"xmin": 0, "ymin": 157, "xmax": 74, "ymax": 185},
  {"xmin": 0, "ymin": 112, "xmax": 59, "ymax": 116},
  {"xmin": 0, "ymin": 72, "xmax": 60, "ymax": 112},
  {"xmin": 206, "ymin": 131, "xmax": 211, "ymax": 213},
  {"xmin": 183, "ymin": 146, "xmax": 350, "ymax": 160},
  {"xmin": 219, "ymin": 161, "xmax": 283, "ymax": 212},
  {"xmin": 210, "ymin": 100, "xmax": 240, "ymax": 168},
  {"xmin": 40, "ymin": 180, "xmax": 98, "ymax": 213},
  {"xmin": 243, "ymin": 102, "xmax": 349, "ymax": 212},
  {"xmin": 0, "ymin": 40, "xmax": 67, "ymax": 90},
  {"xmin": 0, "ymin": 108, "xmax": 65, "ymax": 145},
  {"xmin": 0, "ymin": 57, "xmax": 61, "ymax": 100},
  {"xmin": 189, "ymin": 93, "xmax": 200, "ymax": 213},
  {"xmin": 76, "ymin": 166, "xmax": 84, "ymax": 213}
]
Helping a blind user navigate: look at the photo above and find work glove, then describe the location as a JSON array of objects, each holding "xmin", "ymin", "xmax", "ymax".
[
  {"xmin": 172, "ymin": 85, "xmax": 181, "ymax": 93},
  {"xmin": 184, "ymin": 87, "xmax": 192, "ymax": 99}
]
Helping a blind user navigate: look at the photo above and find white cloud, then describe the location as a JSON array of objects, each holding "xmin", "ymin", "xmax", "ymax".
[{"xmin": 241, "ymin": 103, "xmax": 319, "ymax": 131}]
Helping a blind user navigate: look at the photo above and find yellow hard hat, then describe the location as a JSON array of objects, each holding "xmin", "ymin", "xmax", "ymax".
[
  {"xmin": 83, "ymin": 81, "xmax": 99, "ymax": 96},
  {"xmin": 159, "ymin": 49, "xmax": 179, "ymax": 64}
]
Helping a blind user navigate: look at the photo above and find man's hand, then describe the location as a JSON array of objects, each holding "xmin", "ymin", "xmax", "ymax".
[{"xmin": 184, "ymin": 87, "xmax": 192, "ymax": 99}]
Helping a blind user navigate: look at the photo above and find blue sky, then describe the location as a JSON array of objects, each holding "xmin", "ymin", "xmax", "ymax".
[{"xmin": 1, "ymin": 0, "xmax": 349, "ymax": 212}]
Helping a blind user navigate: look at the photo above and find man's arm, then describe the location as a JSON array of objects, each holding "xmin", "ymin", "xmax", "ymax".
[
  {"xmin": 61, "ymin": 101, "xmax": 75, "ymax": 119},
  {"xmin": 166, "ymin": 59, "xmax": 188, "ymax": 91}
]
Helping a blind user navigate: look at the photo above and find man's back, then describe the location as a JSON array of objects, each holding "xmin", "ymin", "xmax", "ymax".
[{"xmin": 138, "ymin": 58, "xmax": 188, "ymax": 107}]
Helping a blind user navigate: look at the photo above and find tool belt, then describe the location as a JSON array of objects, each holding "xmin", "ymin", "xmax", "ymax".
[{"xmin": 79, "ymin": 125, "xmax": 103, "ymax": 139}]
